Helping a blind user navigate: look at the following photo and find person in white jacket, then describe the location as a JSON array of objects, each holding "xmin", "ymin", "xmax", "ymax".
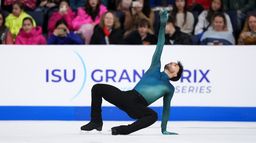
[
  {"xmin": 200, "ymin": 12, "xmax": 235, "ymax": 45},
  {"xmin": 194, "ymin": 0, "xmax": 233, "ymax": 35},
  {"xmin": 170, "ymin": 0, "xmax": 195, "ymax": 35}
]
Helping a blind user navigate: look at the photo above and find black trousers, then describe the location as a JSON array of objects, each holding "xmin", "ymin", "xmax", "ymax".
[{"xmin": 90, "ymin": 84, "xmax": 158, "ymax": 134}]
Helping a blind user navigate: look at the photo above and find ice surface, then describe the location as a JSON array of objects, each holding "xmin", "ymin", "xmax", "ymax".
[{"xmin": 0, "ymin": 121, "xmax": 256, "ymax": 143}]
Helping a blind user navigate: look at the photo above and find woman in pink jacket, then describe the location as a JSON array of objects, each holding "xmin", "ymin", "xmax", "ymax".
[
  {"xmin": 48, "ymin": 0, "xmax": 75, "ymax": 35},
  {"xmin": 72, "ymin": 0, "xmax": 107, "ymax": 44},
  {"xmin": 15, "ymin": 17, "xmax": 46, "ymax": 45}
]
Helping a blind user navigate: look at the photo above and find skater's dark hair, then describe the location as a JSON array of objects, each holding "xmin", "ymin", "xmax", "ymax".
[{"xmin": 170, "ymin": 61, "xmax": 183, "ymax": 81}]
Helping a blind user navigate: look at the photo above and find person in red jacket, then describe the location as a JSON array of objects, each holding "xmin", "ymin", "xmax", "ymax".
[
  {"xmin": 187, "ymin": 0, "xmax": 211, "ymax": 10},
  {"xmin": 15, "ymin": 17, "xmax": 46, "ymax": 45},
  {"xmin": 187, "ymin": 0, "xmax": 211, "ymax": 15}
]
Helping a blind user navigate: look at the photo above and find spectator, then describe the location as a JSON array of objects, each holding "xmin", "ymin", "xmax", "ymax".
[
  {"xmin": 69, "ymin": 0, "xmax": 86, "ymax": 11},
  {"xmin": 125, "ymin": 18, "xmax": 157, "ymax": 45},
  {"xmin": 116, "ymin": 0, "xmax": 133, "ymax": 30},
  {"xmin": 90, "ymin": 11, "xmax": 124, "ymax": 44},
  {"xmin": 200, "ymin": 13, "xmax": 235, "ymax": 45},
  {"xmin": 36, "ymin": 0, "xmax": 48, "ymax": 12},
  {"xmin": 72, "ymin": 0, "xmax": 107, "ymax": 44},
  {"xmin": 238, "ymin": 13, "xmax": 256, "ymax": 45},
  {"xmin": 2, "ymin": 0, "xmax": 36, "ymax": 12},
  {"xmin": 15, "ymin": 17, "xmax": 46, "ymax": 44},
  {"xmin": 165, "ymin": 16, "xmax": 192, "ymax": 45},
  {"xmin": 5, "ymin": 2, "xmax": 36, "ymax": 38},
  {"xmin": 170, "ymin": 0, "xmax": 194, "ymax": 35},
  {"xmin": 36, "ymin": 0, "xmax": 61, "ymax": 34},
  {"xmin": 124, "ymin": 0, "xmax": 155, "ymax": 36},
  {"xmin": 116, "ymin": 0, "xmax": 132, "ymax": 11},
  {"xmin": 48, "ymin": 0, "xmax": 75, "ymax": 35},
  {"xmin": 194, "ymin": 0, "xmax": 232, "ymax": 36},
  {"xmin": 0, "ymin": 10, "xmax": 13, "ymax": 44},
  {"xmin": 223, "ymin": 0, "xmax": 255, "ymax": 38},
  {"xmin": 48, "ymin": 19, "xmax": 84, "ymax": 44},
  {"xmin": 36, "ymin": 0, "xmax": 61, "ymax": 13}
]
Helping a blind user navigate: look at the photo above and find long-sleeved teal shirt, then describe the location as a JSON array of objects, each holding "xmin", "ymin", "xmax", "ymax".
[{"xmin": 134, "ymin": 10, "xmax": 173, "ymax": 133}]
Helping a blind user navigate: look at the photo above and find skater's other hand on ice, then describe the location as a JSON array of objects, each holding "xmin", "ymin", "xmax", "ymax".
[{"xmin": 162, "ymin": 130, "xmax": 178, "ymax": 135}]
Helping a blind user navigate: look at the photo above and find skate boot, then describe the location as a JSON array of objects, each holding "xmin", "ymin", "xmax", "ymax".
[
  {"xmin": 81, "ymin": 122, "xmax": 103, "ymax": 131},
  {"xmin": 111, "ymin": 125, "xmax": 130, "ymax": 135}
]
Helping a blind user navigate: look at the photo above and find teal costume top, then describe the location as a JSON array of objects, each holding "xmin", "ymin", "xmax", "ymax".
[{"xmin": 134, "ymin": 10, "xmax": 176, "ymax": 135}]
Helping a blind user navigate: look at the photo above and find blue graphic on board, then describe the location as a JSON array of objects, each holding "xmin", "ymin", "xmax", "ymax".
[{"xmin": 72, "ymin": 51, "xmax": 86, "ymax": 100}]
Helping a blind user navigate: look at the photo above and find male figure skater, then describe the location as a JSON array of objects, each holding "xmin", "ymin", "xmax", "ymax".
[{"xmin": 81, "ymin": 9, "xmax": 183, "ymax": 135}]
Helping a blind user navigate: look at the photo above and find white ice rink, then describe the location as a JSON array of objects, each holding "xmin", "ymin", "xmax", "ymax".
[{"xmin": 1, "ymin": 121, "xmax": 256, "ymax": 143}]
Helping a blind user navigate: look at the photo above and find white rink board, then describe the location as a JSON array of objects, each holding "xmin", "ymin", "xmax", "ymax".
[{"xmin": 0, "ymin": 45, "xmax": 255, "ymax": 107}]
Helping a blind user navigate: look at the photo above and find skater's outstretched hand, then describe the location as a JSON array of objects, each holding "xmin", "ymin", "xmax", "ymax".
[
  {"xmin": 162, "ymin": 130, "xmax": 178, "ymax": 135},
  {"xmin": 159, "ymin": 8, "xmax": 169, "ymax": 25}
]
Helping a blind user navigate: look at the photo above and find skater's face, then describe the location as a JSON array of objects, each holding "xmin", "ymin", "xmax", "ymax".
[{"xmin": 164, "ymin": 62, "xmax": 180, "ymax": 78}]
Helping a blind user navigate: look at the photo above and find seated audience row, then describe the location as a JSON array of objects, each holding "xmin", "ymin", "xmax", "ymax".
[{"xmin": 0, "ymin": 0, "xmax": 256, "ymax": 45}]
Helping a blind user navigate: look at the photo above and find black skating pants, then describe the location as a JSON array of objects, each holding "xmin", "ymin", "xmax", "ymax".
[{"xmin": 90, "ymin": 84, "xmax": 158, "ymax": 134}]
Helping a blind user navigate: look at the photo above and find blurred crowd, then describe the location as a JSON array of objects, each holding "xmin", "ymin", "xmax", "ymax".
[{"xmin": 0, "ymin": 0, "xmax": 256, "ymax": 45}]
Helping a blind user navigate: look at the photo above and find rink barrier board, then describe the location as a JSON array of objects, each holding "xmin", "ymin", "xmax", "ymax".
[
  {"xmin": 0, "ymin": 106, "xmax": 256, "ymax": 121},
  {"xmin": 1, "ymin": 46, "xmax": 256, "ymax": 121}
]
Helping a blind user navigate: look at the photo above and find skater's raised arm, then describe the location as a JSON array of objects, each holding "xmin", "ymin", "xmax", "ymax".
[{"xmin": 149, "ymin": 9, "xmax": 168, "ymax": 69}]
